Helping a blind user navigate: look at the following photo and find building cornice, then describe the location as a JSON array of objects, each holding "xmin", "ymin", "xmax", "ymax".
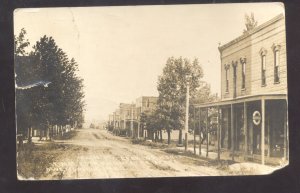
[{"xmin": 218, "ymin": 13, "xmax": 284, "ymax": 53}]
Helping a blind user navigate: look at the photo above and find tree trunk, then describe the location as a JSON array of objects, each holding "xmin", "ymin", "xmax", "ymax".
[
  {"xmin": 167, "ymin": 130, "xmax": 171, "ymax": 145},
  {"xmin": 151, "ymin": 130, "xmax": 154, "ymax": 141},
  {"xmin": 46, "ymin": 126, "xmax": 50, "ymax": 140},
  {"xmin": 160, "ymin": 130, "xmax": 163, "ymax": 143},
  {"xmin": 39, "ymin": 128, "xmax": 43, "ymax": 141},
  {"xmin": 49, "ymin": 125, "xmax": 52, "ymax": 141},
  {"xmin": 178, "ymin": 129, "xmax": 183, "ymax": 145},
  {"xmin": 27, "ymin": 127, "xmax": 32, "ymax": 143}
]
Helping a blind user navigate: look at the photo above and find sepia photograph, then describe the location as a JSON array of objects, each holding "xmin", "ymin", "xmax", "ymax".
[{"xmin": 14, "ymin": 3, "xmax": 288, "ymax": 180}]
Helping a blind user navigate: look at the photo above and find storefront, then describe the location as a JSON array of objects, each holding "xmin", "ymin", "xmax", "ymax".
[{"xmin": 196, "ymin": 94, "xmax": 288, "ymax": 165}]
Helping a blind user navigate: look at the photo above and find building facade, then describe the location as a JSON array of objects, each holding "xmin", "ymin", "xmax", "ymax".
[
  {"xmin": 136, "ymin": 96, "xmax": 158, "ymax": 137},
  {"xmin": 107, "ymin": 96, "xmax": 158, "ymax": 138},
  {"xmin": 196, "ymin": 14, "xmax": 288, "ymax": 165}
]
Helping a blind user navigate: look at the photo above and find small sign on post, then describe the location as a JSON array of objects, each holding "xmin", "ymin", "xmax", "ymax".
[{"xmin": 252, "ymin": 111, "xmax": 261, "ymax": 125}]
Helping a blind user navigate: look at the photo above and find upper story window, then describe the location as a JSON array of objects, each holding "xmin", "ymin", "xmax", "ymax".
[
  {"xmin": 232, "ymin": 61, "xmax": 238, "ymax": 98},
  {"xmin": 260, "ymin": 48, "xmax": 267, "ymax": 86},
  {"xmin": 225, "ymin": 64, "xmax": 230, "ymax": 93},
  {"xmin": 240, "ymin": 58, "xmax": 246, "ymax": 90},
  {"xmin": 272, "ymin": 44, "xmax": 281, "ymax": 83}
]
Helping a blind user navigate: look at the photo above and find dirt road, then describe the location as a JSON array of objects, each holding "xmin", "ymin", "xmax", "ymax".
[{"xmin": 42, "ymin": 128, "xmax": 226, "ymax": 179}]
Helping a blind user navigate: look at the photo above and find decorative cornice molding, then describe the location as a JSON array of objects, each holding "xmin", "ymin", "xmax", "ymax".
[{"xmin": 218, "ymin": 13, "xmax": 284, "ymax": 53}]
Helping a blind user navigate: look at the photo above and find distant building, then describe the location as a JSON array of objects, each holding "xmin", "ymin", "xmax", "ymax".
[
  {"xmin": 136, "ymin": 96, "xmax": 158, "ymax": 137},
  {"xmin": 119, "ymin": 103, "xmax": 138, "ymax": 135},
  {"xmin": 195, "ymin": 14, "xmax": 287, "ymax": 165},
  {"xmin": 107, "ymin": 96, "xmax": 158, "ymax": 138}
]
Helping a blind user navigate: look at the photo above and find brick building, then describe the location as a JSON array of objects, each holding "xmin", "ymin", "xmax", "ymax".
[{"xmin": 195, "ymin": 14, "xmax": 288, "ymax": 165}]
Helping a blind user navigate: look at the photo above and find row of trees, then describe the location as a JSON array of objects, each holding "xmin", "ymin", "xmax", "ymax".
[
  {"xmin": 140, "ymin": 57, "xmax": 218, "ymax": 145},
  {"xmin": 15, "ymin": 29, "xmax": 85, "ymax": 140}
]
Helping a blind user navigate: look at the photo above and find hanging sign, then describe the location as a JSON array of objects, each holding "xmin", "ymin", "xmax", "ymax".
[{"xmin": 252, "ymin": 111, "xmax": 261, "ymax": 125}]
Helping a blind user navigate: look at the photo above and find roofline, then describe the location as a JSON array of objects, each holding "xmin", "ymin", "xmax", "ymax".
[{"xmin": 218, "ymin": 13, "xmax": 284, "ymax": 53}]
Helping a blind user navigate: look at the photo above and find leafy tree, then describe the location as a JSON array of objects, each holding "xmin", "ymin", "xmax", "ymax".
[
  {"xmin": 15, "ymin": 29, "xmax": 38, "ymax": 138},
  {"xmin": 15, "ymin": 30, "xmax": 85, "ymax": 140},
  {"xmin": 243, "ymin": 13, "xmax": 258, "ymax": 33},
  {"xmin": 14, "ymin": 28, "xmax": 30, "ymax": 56},
  {"xmin": 157, "ymin": 57, "xmax": 204, "ymax": 144},
  {"xmin": 31, "ymin": 36, "xmax": 85, "ymax": 133}
]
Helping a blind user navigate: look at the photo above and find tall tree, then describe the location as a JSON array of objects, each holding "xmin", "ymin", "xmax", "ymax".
[
  {"xmin": 15, "ymin": 31, "xmax": 85, "ymax": 139},
  {"xmin": 14, "ymin": 28, "xmax": 30, "ymax": 56},
  {"xmin": 157, "ymin": 57, "xmax": 204, "ymax": 145},
  {"xmin": 15, "ymin": 29, "xmax": 38, "ymax": 138},
  {"xmin": 32, "ymin": 36, "xmax": 85, "ymax": 131}
]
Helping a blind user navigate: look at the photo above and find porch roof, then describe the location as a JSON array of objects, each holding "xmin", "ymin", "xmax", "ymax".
[{"xmin": 193, "ymin": 93, "xmax": 287, "ymax": 108}]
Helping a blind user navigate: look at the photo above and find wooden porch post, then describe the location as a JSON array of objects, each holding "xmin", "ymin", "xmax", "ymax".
[
  {"xmin": 231, "ymin": 104, "xmax": 234, "ymax": 161},
  {"xmin": 199, "ymin": 108, "xmax": 202, "ymax": 156},
  {"xmin": 267, "ymin": 112, "xmax": 271, "ymax": 158},
  {"xmin": 206, "ymin": 108, "xmax": 209, "ymax": 158},
  {"xmin": 217, "ymin": 106, "xmax": 221, "ymax": 160},
  {"xmin": 261, "ymin": 98, "xmax": 265, "ymax": 165},
  {"xmin": 244, "ymin": 102, "xmax": 248, "ymax": 160},
  {"xmin": 284, "ymin": 101, "xmax": 287, "ymax": 161}
]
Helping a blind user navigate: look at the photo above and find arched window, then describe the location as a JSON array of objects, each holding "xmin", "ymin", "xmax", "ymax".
[
  {"xmin": 240, "ymin": 58, "xmax": 246, "ymax": 89},
  {"xmin": 272, "ymin": 44, "xmax": 281, "ymax": 83},
  {"xmin": 232, "ymin": 61, "xmax": 238, "ymax": 98},
  {"xmin": 259, "ymin": 48, "xmax": 267, "ymax": 86},
  {"xmin": 225, "ymin": 64, "xmax": 230, "ymax": 93}
]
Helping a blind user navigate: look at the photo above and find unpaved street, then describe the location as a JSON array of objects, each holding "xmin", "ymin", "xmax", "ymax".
[{"xmin": 42, "ymin": 128, "xmax": 225, "ymax": 179}]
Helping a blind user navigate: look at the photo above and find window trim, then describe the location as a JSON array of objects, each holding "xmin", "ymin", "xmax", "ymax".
[
  {"xmin": 259, "ymin": 48, "xmax": 267, "ymax": 87},
  {"xmin": 240, "ymin": 58, "xmax": 246, "ymax": 90},
  {"xmin": 225, "ymin": 64, "xmax": 230, "ymax": 93},
  {"xmin": 272, "ymin": 44, "xmax": 281, "ymax": 84}
]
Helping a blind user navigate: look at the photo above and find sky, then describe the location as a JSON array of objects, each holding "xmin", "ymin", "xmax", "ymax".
[{"xmin": 14, "ymin": 3, "xmax": 284, "ymax": 123}]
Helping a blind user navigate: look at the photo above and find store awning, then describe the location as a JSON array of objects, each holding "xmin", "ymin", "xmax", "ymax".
[{"xmin": 193, "ymin": 93, "xmax": 287, "ymax": 108}]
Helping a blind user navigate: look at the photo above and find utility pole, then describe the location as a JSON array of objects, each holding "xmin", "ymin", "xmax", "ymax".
[
  {"xmin": 185, "ymin": 80, "xmax": 190, "ymax": 151},
  {"xmin": 131, "ymin": 102, "xmax": 134, "ymax": 138},
  {"xmin": 137, "ymin": 107, "xmax": 141, "ymax": 139}
]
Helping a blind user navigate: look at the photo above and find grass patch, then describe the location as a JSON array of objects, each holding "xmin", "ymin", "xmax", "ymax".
[
  {"xmin": 18, "ymin": 130, "xmax": 81, "ymax": 180},
  {"xmin": 131, "ymin": 138, "xmax": 174, "ymax": 149},
  {"xmin": 17, "ymin": 142, "xmax": 64, "ymax": 179}
]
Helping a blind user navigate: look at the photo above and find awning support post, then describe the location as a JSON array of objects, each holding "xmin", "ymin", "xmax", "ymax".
[{"xmin": 261, "ymin": 98, "xmax": 265, "ymax": 165}]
